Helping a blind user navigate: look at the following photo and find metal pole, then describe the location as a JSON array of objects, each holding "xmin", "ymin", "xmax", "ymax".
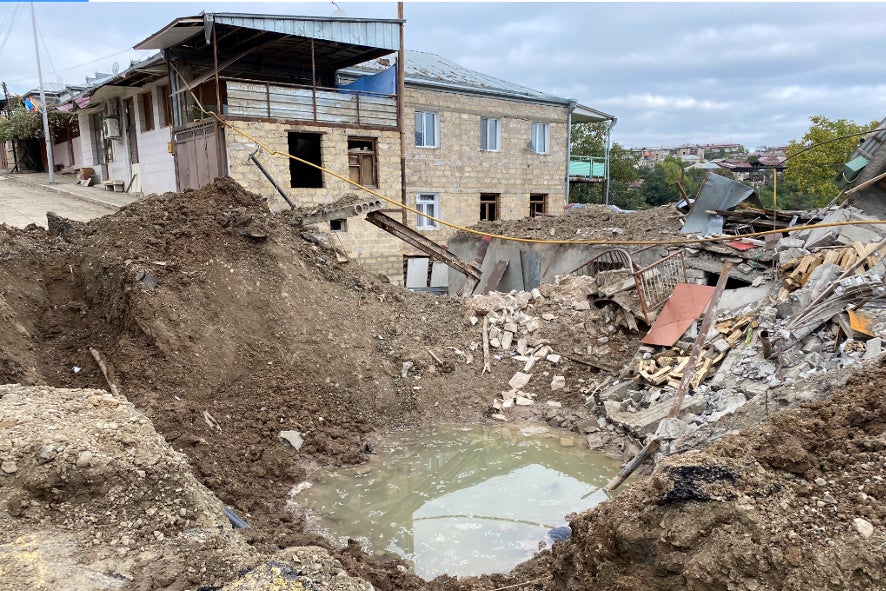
[
  {"xmin": 604, "ymin": 118, "xmax": 615, "ymax": 205},
  {"xmin": 30, "ymin": 3, "xmax": 55, "ymax": 183},
  {"xmin": 397, "ymin": 2, "xmax": 407, "ymax": 224}
]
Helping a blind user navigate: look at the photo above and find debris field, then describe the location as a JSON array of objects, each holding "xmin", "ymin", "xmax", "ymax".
[{"xmin": 0, "ymin": 178, "xmax": 883, "ymax": 591}]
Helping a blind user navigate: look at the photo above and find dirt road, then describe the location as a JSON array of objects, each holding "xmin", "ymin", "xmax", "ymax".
[{"xmin": 0, "ymin": 174, "xmax": 119, "ymax": 228}]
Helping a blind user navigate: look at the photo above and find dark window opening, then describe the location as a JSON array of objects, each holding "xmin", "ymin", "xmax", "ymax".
[
  {"xmin": 704, "ymin": 272, "xmax": 752, "ymax": 289},
  {"xmin": 141, "ymin": 92, "xmax": 154, "ymax": 132},
  {"xmin": 159, "ymin": 84, "xmax": 173, "ymax": 128},
  {"xmin": 330, "ymin": 219, "xmax": 347, "ymax": 232},
  {"xmin": 348, "ymin": 137, "xmax": 378, "ymax": 188},
  {"xmin": 529, "ymin": 193, "xmax": 547, "ymax": 217},
  {"xmin": 289, "ymin": 132, "xmax": 323, "ymax": 188},
  {"xmin": 480, "ymin": 193, "xmax": 500, "ymax": 221}
]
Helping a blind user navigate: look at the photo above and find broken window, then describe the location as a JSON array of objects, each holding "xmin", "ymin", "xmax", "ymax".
[
  {"xmin": 480, "ymin": 193, "xmax": 500, "ymax": 221},
  {"xmin": 529, "ymin": 194, "xmax": 547, "ymax": 217},
  {"xmin": 530, "ymin": 122, "xmax": 549, "ymax": 154},
  {"xmin": 348, "ymin": 137, "xmax": 378, "ymax": 188},
  {"xmin": 141, "ymin": 91, "xmax": 155, "ymax": 132},
  {"xmin": 330, "ymin": 219, "xmax": 347, "ymax": 232},
  {"xmin": 416, "ymin": 193, "xmax": 439, "ymax": 229},
  {"xmin": 480, "ymin": 117, "xmax": 500, "ymax": 151},
  {"xmin": 288, "ymin": 132, "xmax": 323, "ymax": 188},
  {"xmin": 415, "ymin": 111, "xmax": 439, "ymax": 147}
]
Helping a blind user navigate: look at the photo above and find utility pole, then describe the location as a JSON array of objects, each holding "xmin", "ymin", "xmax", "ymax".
[
  {"xmin": 30, "ymin": 3, "xmax": 55, "ymax": 183},
  {"xmin": 397, "ymin": 2, "xmax": 406, "ymax": 224},
  {"xmin": 1, "ymin": 81, "xmax": 20, "ymax": 172}
]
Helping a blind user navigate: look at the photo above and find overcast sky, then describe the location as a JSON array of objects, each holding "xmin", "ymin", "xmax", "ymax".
[{"xmin": 2, "ymin": 2, "xmax": 885, "ymax": 150}]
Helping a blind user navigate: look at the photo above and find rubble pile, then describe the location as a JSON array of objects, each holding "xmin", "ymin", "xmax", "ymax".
[
  {"xmin": 586, "ymin": 209, "xmax": 886, "ymax": 455},
  {"xmin": 465, "ymin": 275, "xmax": 642, "ymax": 421}
]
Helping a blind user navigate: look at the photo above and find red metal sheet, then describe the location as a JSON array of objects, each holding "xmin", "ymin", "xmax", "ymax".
[
  {"xmin": 640, "ymin": 284, "xmax": 717, "ymax": 347},
  {"xmin": 726, "ymin": 239, "xmax": 756, "ymax": 251}
]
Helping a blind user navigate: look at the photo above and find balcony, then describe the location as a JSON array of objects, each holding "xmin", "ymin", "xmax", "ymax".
[
  {"xmin": 224, "ymin": 78, "xmax": 397, "ymax": 129},
  {"xmin": 568, "ymin": 155, "xmax": 606, "ymax": 181}
]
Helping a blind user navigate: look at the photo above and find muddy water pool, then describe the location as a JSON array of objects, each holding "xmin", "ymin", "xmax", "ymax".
[{"xmin": 291, "ymin": 423, "xmax": 622, "ymax": 579}]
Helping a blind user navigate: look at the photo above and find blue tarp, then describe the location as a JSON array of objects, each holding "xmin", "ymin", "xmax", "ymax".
[{"xmin": 338, "ymin": 65, "xmax": 397, "ymax": 96}]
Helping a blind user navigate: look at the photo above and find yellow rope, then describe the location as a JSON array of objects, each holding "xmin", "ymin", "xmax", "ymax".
[{"xmin": 170, "ymin": 64, "xmax": 886, "ymax": 248}]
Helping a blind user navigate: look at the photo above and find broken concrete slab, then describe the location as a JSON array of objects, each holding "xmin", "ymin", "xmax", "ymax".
[
  {"xmin": 279, "ymin": 430, "xmax": 305, "ymax": 451},
  {"xmin": 717, "ymin": 285, "xmax": 770, "ymax": 315},
  {"xmin": 803, "ymin": 208, "xmax": 851, "ymax": 249}
]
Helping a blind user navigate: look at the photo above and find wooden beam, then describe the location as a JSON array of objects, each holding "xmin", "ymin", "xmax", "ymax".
[{"xmin": 365, "ymin": 211, "xmax": 481, "ymax": 283}]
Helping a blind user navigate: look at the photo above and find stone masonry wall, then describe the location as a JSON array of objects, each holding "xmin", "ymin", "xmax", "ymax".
[
  {"xmin": 224, "ymin": 120, "xmax": 404, "ymax": 281},
  {"xmin": 403, "ymin": 87, "xmax": 570, "ymax": 244}
]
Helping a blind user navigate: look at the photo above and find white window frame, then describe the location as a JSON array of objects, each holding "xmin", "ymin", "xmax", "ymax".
[
  {"xmin": 480, "ymin": 117, "xmax": 501, "ymax": 151},
  {"xmin": 530, "ymin": 122, "xmax": 550, "ymax": 154},
  {"xmin": 416, "ymin": 193, "xmax": 440, "ymax": 230},
  {"xmin": 415, "ymin": 111, "xmax": 439, "ymax": 148}
]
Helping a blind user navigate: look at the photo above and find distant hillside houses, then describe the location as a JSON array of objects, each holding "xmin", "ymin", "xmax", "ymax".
[{"xmin": 630, "ymin": 143, "xmax": 787, "ymax": 184}]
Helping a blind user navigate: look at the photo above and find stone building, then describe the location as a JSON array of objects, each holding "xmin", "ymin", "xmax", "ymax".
[{"xmin": 58, "ymin": 13, "xmax": 613, "ymax": 285}]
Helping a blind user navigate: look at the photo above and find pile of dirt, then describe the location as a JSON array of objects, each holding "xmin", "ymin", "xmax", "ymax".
[
  {"xmin": 465, "ymin": 204, "xmax": 685, "ymax": 242},
  {"xmin": 0, "ymin": 384, "xmax": 257, "ymax": 591},
  {"xmin": 545, "ymin": 363, "xmax": 884, "ymax": 591}
]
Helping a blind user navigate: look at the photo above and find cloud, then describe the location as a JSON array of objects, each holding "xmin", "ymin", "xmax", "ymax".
[{"xmin": 598, "ymin": 94, "xmax": 732, "ymax": 112}]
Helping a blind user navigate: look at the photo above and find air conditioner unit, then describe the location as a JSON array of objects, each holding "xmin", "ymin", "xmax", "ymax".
[{"xmin": 102, "ymin": 117, "xmax": 121, "ymax": 139}]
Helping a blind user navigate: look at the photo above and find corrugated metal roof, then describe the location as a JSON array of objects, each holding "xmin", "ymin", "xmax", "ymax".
[
  {"xmin": 207, "ymin": 13, "xmax": 401, "ymax": 51},
  {"xmin": 135, "ymin": 13, "xmax": 402, "ymax": 52},
  {"xmin": 344, "ymin": 50, "xmax": 581, "ymax": 107}
]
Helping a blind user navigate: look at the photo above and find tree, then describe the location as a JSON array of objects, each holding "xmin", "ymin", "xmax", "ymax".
[
  {"xmin": 784, "ymin": 115, "xmax": 880, "ymax": 206},
  {"xmin": 0, "ymin": 95, "xmax": 73, "ymax": 143},
  {"xmin": 637, "ymin": 156, "xmax": 686, "ymax": 206}
]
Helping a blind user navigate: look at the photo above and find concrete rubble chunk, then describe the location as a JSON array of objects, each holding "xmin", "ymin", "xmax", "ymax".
[
  {"xmin": 1, "ymin": 460, "xmax": 17, "ymax": 474},
  {"xmin": 863, "ymin": 337, "xmax": 882, "ymax": 360},
  {"xmin": 490, "ymin": 413, "xmax": 508, "ymax": 422},
  {"xmin": 500, "ymin": 331, "xmax": 514, "ymax": 350},
  {"xmin": 279, "ymin": 430, "xmax": 305, "ymax": 451},
  {"xmin": 546, "ymin": 354, "xmax": 562, "ymax": 364},
  {"xmin": 76, "ymin": 451, "xmax": 93, "ymax": 468},
  {"xmin": 853, "ymin": 517, "xmax": 874, "ymax": 538},
  {"xmin": 509, "ymin": 372, "xmax": 532, "ymax": 390},
  {"xmin": 515, "ymin": 395, "xmax": 534, "ymax": 406},
  {"xmin": 572, "ymin": 299, "xmax": 591, "ymax": 311},
  {"xmin": 776, "ymin": 237, "xmax": 806, "ymax": 252},
  {"xmin": 551, "ymin": 375, "xmax": 566, "ymax": 391},
  {"xmin": 654, "ymin": 418, "xmax": 695, "ymax": 440}
]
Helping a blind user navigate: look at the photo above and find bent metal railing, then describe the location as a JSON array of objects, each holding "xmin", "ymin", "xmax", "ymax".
[{"xmin": 571, "ymin": 249, "xmax": 686, "ymax": 322}]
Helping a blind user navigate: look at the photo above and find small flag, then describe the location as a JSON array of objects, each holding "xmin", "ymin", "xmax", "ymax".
[{"xmin": 23, "ymin": 97, "xmax": 39, "ymax": 112}]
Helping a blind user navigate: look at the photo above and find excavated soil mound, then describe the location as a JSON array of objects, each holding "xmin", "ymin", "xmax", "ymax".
[
  {"xmin": 0, "ymin": 384, "xmax": 256, "ymax": 591},
  {"xmin": 547, "ymin": 364, "xmax": 885, "ymax": 591}
]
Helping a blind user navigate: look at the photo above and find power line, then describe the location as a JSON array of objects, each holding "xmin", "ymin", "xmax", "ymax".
[
  {"xmin": 4, "ymin": 47, "xmax": 137, "ymax": 85},
  {"xmin": 0, "ymin": 3, "xmax": 24, "ymax": 61}
]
